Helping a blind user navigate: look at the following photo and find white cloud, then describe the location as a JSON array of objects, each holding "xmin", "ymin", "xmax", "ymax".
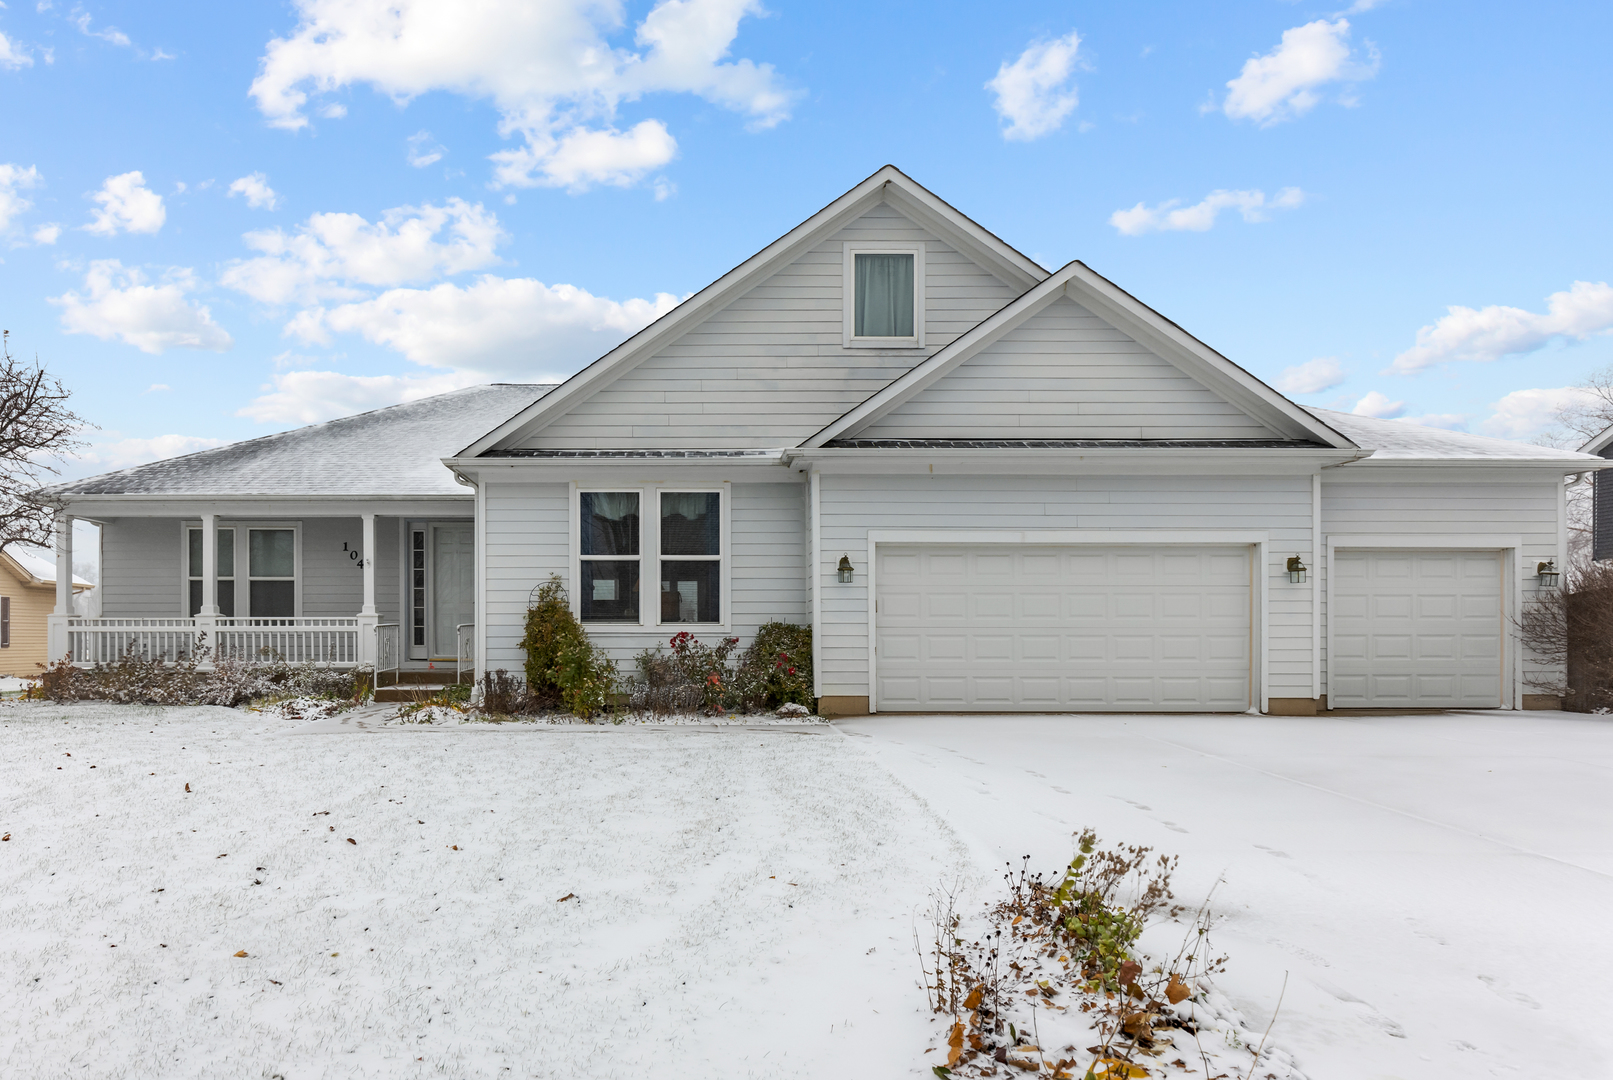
[
  {"xmin": 288, "ymin": 274, "xmax": 681, "ymax": 376},
  {"xmin": 51, "ymin": 260, "xmax": 233, "ymax": 354},
  {"xmin": 76, "ymin": 434, "xmax": 228, "ymax": 470},
  {"xmin": 490, "ymin": 120, "xmax": 679, "ymax": 191},
  {"xmin": 406, "ymin": 130, "xmax": 445, "ymax": 168},
  {"xmin": 0, "ymin": 29, "xmax": 32, "ymax": 69},
  {"xmin": 1275, "ymin": 356, "xmax": 1346, "ymax": 394},
  {"xmin": 0, "ymin": 162, "xmax": 41, "ymax": 230},
  {"xmin": 1109, "ymin": 186, "xmax": 1304, "ymax": 235},
  {"xmin": 84, "ymin": 171, "xmax": 166, "ymax": 235},
  {"xmin": 71, "ymin": 11, "xmax": 131, "ymax": 48},
  {"xmin": 1479, "ymin": 387, "xmax": 1598, "ymax": 440},
  {"xmin": 249, "ymin": 0, "xmax": 795, "ymax": 191},
  {"xmin": 221, "ymin": 198, "xmax": 505, "ymax": 305},
  {"xmin": 1222, "ymin": 18, "xmax": 1378, "ymax": 125},
  {"xmin": 1351, "ymin": 390, "xmax": 1404, "ymax": 418},
  {"xmin": 318, "ymin": 102, "xmax": 347, "ymax": 119},
  {"xmin": 1391, "ymin": 281, "xmax": 1613, "ymax": 373},
  {"xmin": 32, "ymin": 222, "xmax": 60, "ymax": 244},
  {"xmin": 238, "ymin": 369, "xmax": 485, "ymax": 425},
  {"xmin": 986, "ymin": 30, "xmax": 1082, "ymax": 142},
  {"xmin": 144, "ymin": 383, "xmax": 171, "ymax": 393},
  {"xmin": 228, "ymin": 172, "xmax": 279, "ymax": 210}
]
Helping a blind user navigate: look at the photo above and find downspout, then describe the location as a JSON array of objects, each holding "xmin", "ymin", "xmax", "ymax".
[{"xmin": 810, "ymin": 468, "xmax": 821, "ymax": 703}]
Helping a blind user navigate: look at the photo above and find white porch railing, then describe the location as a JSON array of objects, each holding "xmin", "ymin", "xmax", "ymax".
[
  {"xmin": 64, "ymin": 617, "xmax": 361, "ymax": 668},
  {"xmin": 456, "ymin": 623, "xmax": 475, "ymax": 685},
  {"xmin": 375, "ymin": 623, "xmax": 402, "ymax": 685}
]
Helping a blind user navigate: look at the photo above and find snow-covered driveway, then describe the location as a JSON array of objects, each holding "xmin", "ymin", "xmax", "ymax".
[
  {"xmin": 0, "ymin": 703, "xmax": 968, "ymax": 1079},
  {"xmin": 840, "ymin": 711, "xmax": 1613, "ymax": 1080}
]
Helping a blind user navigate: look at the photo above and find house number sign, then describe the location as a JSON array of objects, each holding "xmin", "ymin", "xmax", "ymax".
[{"xmin": 342, "ymin": 541, "xmax": 365, "ymax": 569}]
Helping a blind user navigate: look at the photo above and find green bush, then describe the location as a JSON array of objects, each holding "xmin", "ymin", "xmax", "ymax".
[
  {"xmin": 741, "ymin": 622, "xmax": 813, "ymax": 708},
  {"xmin": 520, "ymin": 575, "xmax": 618, "ymax": 718}
]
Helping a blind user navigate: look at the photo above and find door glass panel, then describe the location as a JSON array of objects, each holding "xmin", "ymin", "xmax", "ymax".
[{"xmin": 432, "ymin": 524, "xmax": 475, "ymax": 658}]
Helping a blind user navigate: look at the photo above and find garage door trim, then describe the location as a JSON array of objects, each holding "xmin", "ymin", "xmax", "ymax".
[
  {"xmin": 1325, "ymin": 534, "xmax": 1522, "ymax": 711},
  {"xmin": 865, "ymin": 529, "xmax": 1271, "ymax": 713}
]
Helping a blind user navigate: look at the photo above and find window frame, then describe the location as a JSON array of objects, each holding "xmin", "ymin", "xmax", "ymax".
[
  {"xmin": 568, "ymin": 482, "xmax": 731, "ymax": 631},
  {"xmin": 184, "ymin": 525, "xmax": 237, "ymax": 618},
  {"xmin": 179, "ymin": 520, "xmax": 301, "ymax": 619},
  {"xmin": 842, "ymin": 241, "xmax": 925, "ymax": 349}
]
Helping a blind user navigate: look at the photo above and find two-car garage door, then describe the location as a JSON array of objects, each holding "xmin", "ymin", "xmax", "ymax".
[{"xmin": 875, "ymin": 544, "xmax": 1252, "ymax": 712}]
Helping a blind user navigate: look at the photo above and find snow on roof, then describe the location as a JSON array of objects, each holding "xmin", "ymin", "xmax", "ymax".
[
  {"xmin": 1307, "ymin": 407, "xmax": 1607, "ymax": 465},
  {"xmin": 2, "ymin": 547, "xmax": 92, "ymax": 587},
  {"xmin": 54, "ymin": 384, "xmax": 556, "ymax": 498}
]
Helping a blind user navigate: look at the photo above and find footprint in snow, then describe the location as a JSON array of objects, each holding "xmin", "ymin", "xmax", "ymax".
[
  {"xmin": 1253, "ymin": 844, "xmax": 1291, "ymax": 858},
  {"xmin": 1477, "ymin": 974, "xmax": 1541, "ymax": 1009},
  {"xmin": 1160, "ymin": 822, "xmax": 1188, "ymax": 833}
]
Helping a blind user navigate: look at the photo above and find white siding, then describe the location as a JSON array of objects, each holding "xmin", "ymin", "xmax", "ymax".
[
  {"xmin": 521, "ymin": 203, "xmax": 1021, "ymax": 450},
  {"xmin": 301, "ymin": 518, "xmax": 364, "ymax": 617},
  {"xmin": 480, "ymin": 479, "xmax": 807, "ymax": 674},
  {"xmin": 1319, "ymin": 470, "xmax": 1564, "ymax": 702},
  {"xmin": 817, "ymin": 473, "xmax": 1315, "ymax": 701},
  {"xmin": 861, "ymin": 297, "xmax": 1277, "ymax": 441},
  {"xmin": 100, "ymin": 518, "xmax": 181, "ymax": 617}
]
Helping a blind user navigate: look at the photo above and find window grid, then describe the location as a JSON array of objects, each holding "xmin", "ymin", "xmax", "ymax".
[
  {"xmin": 411, "ymin": 529, "xmax": 427, "ymax": 647},
  {"xmin": 187, "ymin": 527, "xmax": 236, "ymax": 617},
  {"xmin": 658, "ymin": 490, "xmax": 721, "ymax": 625}
]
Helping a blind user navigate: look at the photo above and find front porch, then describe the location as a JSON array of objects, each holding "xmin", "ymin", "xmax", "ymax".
[{"xmin": 44, "ymin": 501, "xmax": 479, "ymax": 685}]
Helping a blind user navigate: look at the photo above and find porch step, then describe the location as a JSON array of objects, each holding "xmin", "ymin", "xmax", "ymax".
[
  {"xmin": 375, "ymin": 684, "xmax": 462, "ymax": 703},
  {"xmin": 383, "ymin": 670, "xmax": 473, "ymax": 686}
]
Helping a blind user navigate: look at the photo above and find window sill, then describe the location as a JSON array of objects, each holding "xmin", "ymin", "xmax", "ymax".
[{"xmin": 844, "ymin": 337, "xmax": 923, "ymax": 350}]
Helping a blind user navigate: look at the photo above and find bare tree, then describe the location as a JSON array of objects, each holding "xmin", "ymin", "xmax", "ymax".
[
  {"xmin": 0, "ymin": 330, "xmax": 89, "ymax": 552},
  {"xmin": 1536, "ymin": 366, "xmax": 1613, "ymax": 572}
]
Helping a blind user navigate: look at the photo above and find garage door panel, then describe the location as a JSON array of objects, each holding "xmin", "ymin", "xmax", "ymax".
[
  {"xmin": 876, "ymin": 544, "xmax": 1251, "ymax": 712},
  {"xmin": 1330, "ymin": 549, "xmax": 1503, "ymax": 709}
]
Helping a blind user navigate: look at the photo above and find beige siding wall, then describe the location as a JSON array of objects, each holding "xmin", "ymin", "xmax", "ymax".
[
  {"xmin": 861, "ymin": 296, "xmax": 1277, "ymax": 440},
  {"xmin": 815, "ymin": 472, "xmax": 1316, "ymax": 702},
  {"xmin": 521, "ymin": 203, "xmax": 1022, "ymax": 449},
  {"xmin": 0, "ymin": 572, "xmax": 55, "ymax": 676},
  {"xmin": 1319, "ymin": 469, "xmax": 1564, "ymax": 700},
  {"xmin": 481, "ymin": 479, "xmax": 808, "ymax": 674}
]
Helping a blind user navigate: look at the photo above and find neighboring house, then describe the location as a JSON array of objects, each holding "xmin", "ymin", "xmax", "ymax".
[
  {"xmin": 1, "ymin": 548, "xmax": 92, "ymax": 678},
  {"xmin": 43, "ymin": 166, "xmax": 1612, "ymax": 714},
  {"xmin": 1578, "ymin": 425, "xmax": 1613, "ymax": 560}
]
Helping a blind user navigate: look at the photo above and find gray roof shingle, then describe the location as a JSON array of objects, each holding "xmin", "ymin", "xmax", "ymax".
[
  {"xmin": 54, "ymin": 383, "xmax": 554, "ymax": 497},
  {"xmin": 1305, "ymin": 407, "xmax": 1605, "ymax": 463}
]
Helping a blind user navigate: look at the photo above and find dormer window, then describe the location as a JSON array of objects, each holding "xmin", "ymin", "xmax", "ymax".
[{"xmin": 844, "ymin": 242, "xmax": 924, "ymax": 347}]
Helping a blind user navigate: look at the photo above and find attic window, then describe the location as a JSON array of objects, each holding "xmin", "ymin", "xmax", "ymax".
[
  {"xmin": 855, "ymin": 254, "xmax": 914, "ymax": 337},
  {"xmin": 844, "ymin": 243, "xmax": 924, "ymax": 347}
]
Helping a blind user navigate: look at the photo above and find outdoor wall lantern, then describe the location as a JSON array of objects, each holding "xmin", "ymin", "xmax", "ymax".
[
  {"xmin": 1286, "ymin": 555, "xmax": 1308, "ymax": 584},
  {"xmin": 837, "ymin": 554, "xmax": 855, "ymax": 583},
  {"xmin": 1537, "ymin": 560, "xmax": 1561, "ymax": 588}
]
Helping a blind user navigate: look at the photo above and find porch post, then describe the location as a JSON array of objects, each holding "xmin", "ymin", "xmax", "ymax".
[
  {"xmin": 356, "ymin": 512, "xmax": 379, "ymax": 667},
  {"xmin": 47, "ymin": 511, "xmax": 73, "ymax": 661},
  {"xmin": 198, "ymin": 512, "xmax": 220, "ymax": 615},
  {"xmin": 53, "ymin": 512, "xmax": 74, "ymax": 614},
  {"xmin": 360, "ymin": 513, "xmax": 377, "ymax": 615}
]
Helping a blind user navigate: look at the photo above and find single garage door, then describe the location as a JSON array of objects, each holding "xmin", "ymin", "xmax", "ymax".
[
  {"xmin": 875, "ymin": 544, "xmax": 1252, "ymax": 712},
  {"xmin": 1329, "ymin": 549, "xmax": 1504, "ymax": 709}
]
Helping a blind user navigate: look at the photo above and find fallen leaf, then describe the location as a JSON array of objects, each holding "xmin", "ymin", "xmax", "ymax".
[
  {"xmin": 1118, "ymin": 960, "xmax": 1142, "ymax": 986},
  {"xmin": 557, "ymin": 893, "xmax": 575, "ymax": 903},
  {"xmin": 1091, "ymin": 1058, "xmax": 1150, "ymax": 1079},
  {"xmin": 963, "ymin": 985, "xmax": 984, "ymax": 1010},
  {"xmin": 331, "ymin": 952, "xmax": 339, "ymax": 957},
  {"xmin": 269, "ymin": 980, "xmax": 281, "ymax": 985},
  {"xmin": 346, "ymin": 838, "xmax": 356, "ymax": 845},
  {"xmin": 233, "ymin": 950, "xmax": 248, "ymax": 958},
  {"xmin": 184, "ymin": 783, "xmax": 191, "ymax": 792},
  {"xmin": 1, "ymin": 833, "xmax": 9, "ymax": 842},
  {"xmin": 450, "ymin": 845, "xmax": 459, "ymax": 850},
  {"xmin": 216, "ymin": 854, "xmax": 227, "ymax": 859},
  {"xmin": 946, "ymin": 1021, "xmax": 965, "ymax": 1066},
  {"xmin": 1165, "ymin": 974, "xmax": 1191, "ymax": 1005}
]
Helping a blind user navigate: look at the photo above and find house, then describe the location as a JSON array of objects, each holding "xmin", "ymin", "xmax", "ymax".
[
  {"xmin": 43, "ymin": 166, "xmax": 1611, "ymax": 714},
  {"xmin": 2, "ymin": 547, "xmax": 92, "ymax": 678}
]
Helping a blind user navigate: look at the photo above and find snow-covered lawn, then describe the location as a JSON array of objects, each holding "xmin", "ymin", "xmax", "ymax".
[
  {"xmin": 4, "ymin": 704, "xmax": 1609, "ymax": 1078},
  {"xmin": 841, "ymin": 712, "xmax": 1613, "ymax": 1080},
  {"xmin": 0, "ymin": 701, "xmax": 966, "ymax": 1078}
]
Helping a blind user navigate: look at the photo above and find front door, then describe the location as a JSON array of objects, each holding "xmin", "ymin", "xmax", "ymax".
[{"xmin": 431, "ymin": 523, "xmax": 475, "ymax": 661}]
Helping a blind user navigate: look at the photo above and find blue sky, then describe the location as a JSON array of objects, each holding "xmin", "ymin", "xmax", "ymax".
[{"xmin": 2, "ymin": 0, "xmax": 1611, "ymax": 476}]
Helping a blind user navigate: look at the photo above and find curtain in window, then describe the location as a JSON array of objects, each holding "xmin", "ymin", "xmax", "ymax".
[
  {"xmin": 581, "ymin": 492, "xmax": 640, "ymax": 555},
  {"xmin": 855, "ymin": 253, "xmax": 915, "ymax": 337},
  {"xmin": 661, "ymin": 492, "xmax": 719, "ymax": 555}
]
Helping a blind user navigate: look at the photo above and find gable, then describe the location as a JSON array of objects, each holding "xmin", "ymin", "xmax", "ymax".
[
  {"xmin": 513, "ymin": 202, "xmax": 1026, "ymax": 450},
  {"xmin": 857, "ymin": 296, "xmax": 1278, "ymax": 441}
]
